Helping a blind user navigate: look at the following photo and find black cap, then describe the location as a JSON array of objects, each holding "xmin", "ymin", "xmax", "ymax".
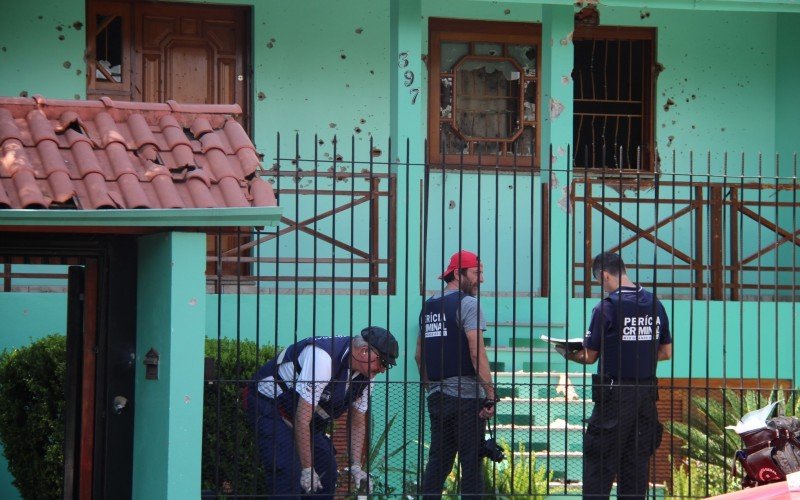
[{"xmin": 360, "ymin": 326, "xmax": 399, "ymax": 366}]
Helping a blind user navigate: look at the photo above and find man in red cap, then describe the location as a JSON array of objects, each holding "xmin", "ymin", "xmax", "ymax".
[{"xmin": 416, "ymin": 250, "xmax": 496, "ymax": 498}]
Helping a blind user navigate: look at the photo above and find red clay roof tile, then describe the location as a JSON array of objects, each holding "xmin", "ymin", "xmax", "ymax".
[{"xmin": 0, "ymin": 96, "xmax": 275, "ymax": 210}]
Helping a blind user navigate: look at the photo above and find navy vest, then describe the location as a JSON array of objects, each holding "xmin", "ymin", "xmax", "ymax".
[
  {"xmin": 253, "ymin": 337, "xmax": 370, "ymax": 424},
  {"xmin": 421, "ymin": 292, "xmax": 476, "ymax": 381},
  {"xmin": 600, "ymin": 288, "xmax": 666, "ymax": 380}
]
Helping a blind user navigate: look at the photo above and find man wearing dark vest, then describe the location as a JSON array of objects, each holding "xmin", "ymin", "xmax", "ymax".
[
  {"xmin": 247, "ymin": 327, "xmax": 398, "ymax": 498},
  {"xmin": 417, "ymin": 250, "xmax": 496, "ymax": 498},
  {"xmin": 557, "ymin": 252, "xmax": 672, "ymax": 499}
]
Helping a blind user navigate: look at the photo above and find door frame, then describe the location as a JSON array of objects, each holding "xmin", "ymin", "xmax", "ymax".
[{"xmin": 0, "ymin": 233, "xmax": 138, "ymax": 499}]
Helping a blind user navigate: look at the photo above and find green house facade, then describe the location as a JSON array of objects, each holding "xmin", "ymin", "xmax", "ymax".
[{"xmin": 1, "ymin": 0, "xmax": 799, "ymax": 497}]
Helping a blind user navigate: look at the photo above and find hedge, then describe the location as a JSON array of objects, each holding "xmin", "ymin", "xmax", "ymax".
[
  {"xmin": 0, "ymin": 335, "xmax": 66, "ymax": 499},
  {"xmin": 0, "ymin": 335, "xmax": 276, "ymax": 498}
]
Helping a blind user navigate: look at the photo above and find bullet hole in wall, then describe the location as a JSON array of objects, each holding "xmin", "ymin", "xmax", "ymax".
[
  {"xmin": 663, "ymin": 98, "xmax": 675, "ymax": 112},
  {"xmin": 355, "ymin": 27, "xmax": 363, "ymax": 34},
  {"xmin": 329, "ymin": 123, "xmax": 337, "ymax": 128},
  {"xmin": 58, "ymin": 35, "xmax": 65, "ymax": 41},
  {"xmin": 63, "ymin": 61, "xmax": 71, "ymax": 69},
  {"xmin": 257, "ymin": 91, "xmax": 266, "ymax": 101},
  {"xmin": 19, "ymin": 90, "xmax": 28, "ymax": 97},
  {"xmin": 340, "ymin": 54, "xmax": 347, "ymax": 59},
  {"xmin": 72, "ymin": 21, "xmax": 83, "ymax": 30},
  {"xmin": 354, "ymin": 127, "xmax": 362, "ymax": 133}
]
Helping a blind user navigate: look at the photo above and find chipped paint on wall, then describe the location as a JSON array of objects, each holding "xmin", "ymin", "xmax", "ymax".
[{"xmin": 549, "ymin": 98, "xmax": 565, "ymax": 120}]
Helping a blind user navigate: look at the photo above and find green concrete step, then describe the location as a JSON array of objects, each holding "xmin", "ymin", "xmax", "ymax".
[
  {"xmin": 495, "ymin": 413, "xmax": 536, "ymax": 425},
  {"xmin": 521, "ymin": 451, "xmax": 583, "ymax": 483},
  {"xmin": 496, "ymin": 398, "xmax": 592, "ymax": 425},
  {"xmin": 493, "ymin": 372, "xmax": 592, "ymax": 400},
  {"xmin": 493, "ymin": 425, "xmax": 585, "ymax": 453},
  {"xmin": 489, "ymin": 361, "xmax": 505, "ymax": 371},
  {"xmin": 523, "ymin": 360, "xmax": 568, "ymax": 372}
]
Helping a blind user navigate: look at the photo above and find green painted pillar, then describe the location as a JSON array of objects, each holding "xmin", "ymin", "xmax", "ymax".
[
  {"xmin": 390, "ymin": 0, "xmax": 424, "ymax": 161},
  {"xmin": 133, "ymin": 232, "xmax": 206, "ymax": 500},
  {"xmin": 541, "ymin": 5, "xmax": 575, "ymax": 321}
]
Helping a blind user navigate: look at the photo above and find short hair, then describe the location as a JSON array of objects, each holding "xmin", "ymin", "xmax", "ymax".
[
  {"xmin": 352, "ymin": 336, "xmax": 369, "ymax": 350},
  {"xmin": 591, "ymin": 252, "xmax": 627, "ymax": 280},
  {"xmin": 442, "ymin": 268, "xmax": 469, "ymax": 283}
]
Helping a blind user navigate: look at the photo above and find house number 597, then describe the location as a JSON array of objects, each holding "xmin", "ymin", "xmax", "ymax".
[{"xmin": 398, "ymin": 52, "xmax": 419, "ymax": 105}]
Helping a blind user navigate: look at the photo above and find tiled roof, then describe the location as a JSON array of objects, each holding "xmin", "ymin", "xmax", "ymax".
[{"xmin": 0, "ymin": 96, "xmax": 276, "ymax": 210}]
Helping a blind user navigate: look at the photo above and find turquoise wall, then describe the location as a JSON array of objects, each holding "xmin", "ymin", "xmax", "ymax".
[
  {"xmin": 2, "ymin": 0, "xmax": 800, "ymax": 496},
  {"xmin": 0, "ymin": 0, "xmax": 85, "ymax": 99},
  {"xmin": 775, "ymin": 13, "xmax": 800, "ymax": 170},
  {"xmin": 3, "ymin": 0, "xmax": 797, "ymax": 167},
  {"xmin": 134, "ymin": 232, "xmax": 206, "ymax": 500}
]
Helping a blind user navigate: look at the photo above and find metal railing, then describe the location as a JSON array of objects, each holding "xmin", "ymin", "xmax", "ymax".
[{"xmin": 4, "ymin": 138, "xmax": 800, "ymax": 498}]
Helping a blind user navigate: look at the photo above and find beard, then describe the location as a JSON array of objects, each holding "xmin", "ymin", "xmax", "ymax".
[{"xmin": 459, "ymin": 279, "xmax": 477, "ymax": 296}]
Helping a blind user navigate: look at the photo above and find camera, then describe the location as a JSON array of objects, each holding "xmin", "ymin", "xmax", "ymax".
[{"xmin": 479, "ymin": 438, "xmax": 505, "ymax": 463}]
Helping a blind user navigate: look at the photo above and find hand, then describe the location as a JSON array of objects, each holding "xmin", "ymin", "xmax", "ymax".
[
  {"xmin": 300, "ymin": 467, "xmax": 323, "ymax": 493},
  {"xmin": 349, "ymin": 464, "xmax": 372, "ymax": 493},
  {"xmin": 479, "ymin": 398, "xmax": 496, "ymax": 420},
  {"xmin": 555, "ymin": 345, "xmax": 569, "ymax": 359}
]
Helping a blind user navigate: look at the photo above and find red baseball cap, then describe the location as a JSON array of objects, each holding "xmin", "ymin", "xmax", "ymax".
[{"xmin": 438, "ymin": 250, "xmax": 480, "ymax": 280}]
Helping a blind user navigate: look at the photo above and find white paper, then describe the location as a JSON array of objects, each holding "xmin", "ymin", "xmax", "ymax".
[
  {"xmin": 725, "ymin": 401, "xmax": 779, "ymax": 434},
  {"xmin": 540, "ymin": 334, "xmax": 585, "ymax": 344},
  {"xmin": 787, "ymin": 470, "xmax": 800, "ymax": 491}
]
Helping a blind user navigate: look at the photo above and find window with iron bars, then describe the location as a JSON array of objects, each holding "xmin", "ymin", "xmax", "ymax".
[{"xmin": 572, "ymin": 27, "xmax": 656, "ymax": 171}]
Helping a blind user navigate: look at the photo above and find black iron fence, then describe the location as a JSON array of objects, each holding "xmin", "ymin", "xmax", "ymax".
[{"xmin": 3, "ymin": 138, "xmax": 800, "ymax": 498}]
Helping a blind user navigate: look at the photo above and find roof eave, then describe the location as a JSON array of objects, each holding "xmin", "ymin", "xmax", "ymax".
[{"xmin": 0, "ymin": 206, "xmax": 282, "ymax": 228}]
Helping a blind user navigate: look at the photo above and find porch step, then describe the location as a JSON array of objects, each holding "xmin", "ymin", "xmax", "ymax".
[
  {"xmin": 494, "ymin": 371, "xmax": 592, "ymax": 400},
  {"xmin": 493, "ymin": 424, "xmax": 584, "ymax": 452},
  {"xmin": 496, "ymin": 398, "xmax": 592, "ymax": 426}
]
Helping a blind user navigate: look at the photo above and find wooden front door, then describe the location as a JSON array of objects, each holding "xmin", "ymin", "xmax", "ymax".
[{"xmin": 133, "ymin": 3, "xmax": 250, "ymax": 131}]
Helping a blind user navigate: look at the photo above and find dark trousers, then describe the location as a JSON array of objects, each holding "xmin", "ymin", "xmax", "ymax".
[
  {"xmin": 246, "ymin": 389, "xmax": 337, "ymax": 499},
  {"xmin": 582, "ymin": 379, "xmax": 662, "ymax": 500},
  {"xmin": 422, "ymin": 392, "xmax": 486, "ymax": 498}
]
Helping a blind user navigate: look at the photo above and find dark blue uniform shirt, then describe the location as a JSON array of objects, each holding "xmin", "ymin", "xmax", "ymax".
[{"xmin": 584, "ymin": 285, "xmax": 672, "ymax": 380}]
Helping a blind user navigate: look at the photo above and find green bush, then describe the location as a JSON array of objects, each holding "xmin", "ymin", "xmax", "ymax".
[
  {"xmin": 667, "ymin": 458, "xmax": 740, "ymax": 499},
  {"xmin": 0, "ymin": 334, "xmax": 276, "ymax": 498},
  {"xmin": 201, "ymin": 337, "xmax": 276, "ymax": 495},
  {"xmin": 0, "ymin": 334, "xmax": 67, "ymax": 499},
  {"xmin": 442, "ymin": 442, "xmax": 552, "ymax": 499}
]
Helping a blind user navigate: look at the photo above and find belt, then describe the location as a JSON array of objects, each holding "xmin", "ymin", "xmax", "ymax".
[
  {"xmin": 594, "ymin": 374, "xmax": 656, "ymax": 385},
  {"xmin": 256, "ymin": 391, "xmax": 333, "ymax": 435}
]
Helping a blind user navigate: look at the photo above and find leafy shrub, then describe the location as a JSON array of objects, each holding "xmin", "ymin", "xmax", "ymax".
[
  {"xmin": 201, "ymin": 337, "xmax": 276, "ymax": 496},
  {"xmin": 0, "ymin": 334, "xmax": 67, "ymax": 499},
  {"xmin": 667, "ymin": 458, "xmax": 739, "ymax": 499},
  {"xmin": 0, "ymin": 334, "xmax": 276, "ymax": 498},
  {"xmin": 442, "ymin": 442, "xmax": 552, "ymax": 499}
]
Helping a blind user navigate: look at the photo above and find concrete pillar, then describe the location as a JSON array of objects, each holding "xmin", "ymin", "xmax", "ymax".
[
  {"xmin": 390, "ymin": 0, "xmax": 425, "ymax": 160},
  {"xmin": 541, "ymin": 4, "xmax": 575, "ymax": 320},
  {"xmin": 133, "ymin": 232, "xmax": 206, "ymax": 499}
]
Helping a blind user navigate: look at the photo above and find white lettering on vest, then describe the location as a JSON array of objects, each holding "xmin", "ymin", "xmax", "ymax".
[{"xmin": 424, "ymin": 312, "xmax": 448, "ymax": 338}]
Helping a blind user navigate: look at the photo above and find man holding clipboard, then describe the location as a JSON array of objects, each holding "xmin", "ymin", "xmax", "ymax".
[{"xmin": 554, "ymin": 252, "xmax": 672, "ymax": 500}]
